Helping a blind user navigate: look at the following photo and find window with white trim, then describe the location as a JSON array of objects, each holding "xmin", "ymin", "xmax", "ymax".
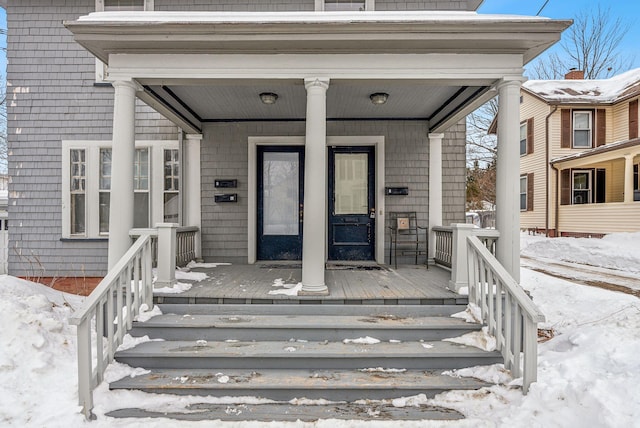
[
  {"xmin": 163, "ymin": 149, "xmax": 180, "ymax": 223},
  {"xmin": 519, "ymin": 175, "xmax": 527, "ymax": 211},
  {"xmin": 573, "ymin": 111, "xmax": 592, "ymax": 148},
  {"xmin": 62, "ymin": 140, "xmax": 179, "ymax": 239},
  {"xmin": 572, "ymin": 170, "xmax": 592, "ymax": 204}
]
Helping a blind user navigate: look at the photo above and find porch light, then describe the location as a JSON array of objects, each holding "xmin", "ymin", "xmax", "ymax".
[
  {"xmin": 259, "ymin": 92, "xmax": 278, "ymax": 105},
  {"xmin": 369, "ymin": 92, "xmax": 389, "ymax": 105}
]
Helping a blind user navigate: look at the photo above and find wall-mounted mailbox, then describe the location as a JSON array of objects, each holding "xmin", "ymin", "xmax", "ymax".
[
  {"xmin": 385, "ymin": 187, "xmax": 409, "ymax": 196},
  {"xmin": 215, "ymin": 179, "xmax": 238, "ymax": 188},
  {"xmin": 215, "ymin": 193, "xmax": 238, "ymax": 203}
]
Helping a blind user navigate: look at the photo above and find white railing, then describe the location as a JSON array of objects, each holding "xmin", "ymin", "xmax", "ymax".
[
  {"xmin": 432, "ymin": 226, "xmax": 453, "ymax": 268},
  {"xmin": 466, "ymin": 235, "xmax": 545, "ymax": 394},
  {"xmin": 69, "ymin": 234, "xmax": 154, "ymax": 419}
]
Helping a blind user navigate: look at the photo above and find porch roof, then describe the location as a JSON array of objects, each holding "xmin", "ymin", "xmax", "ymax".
[
  {"xmin": 66, "ymin": 11, "xmax": 571, "ymax": 64},
  {"xmin": 550, "ymin": 138, "xmax": 640, "ymax": 167},
  {"xmin": 64, "ymin": 11, "xmax": 570, "ymax": 134}
]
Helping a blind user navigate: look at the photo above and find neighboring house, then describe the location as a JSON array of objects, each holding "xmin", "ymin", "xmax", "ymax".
[
  {"xmin": 515, "ymin": 69, "xmax": 640, "ymax": 237},
  {"xmin": 5, "ymin": 0, "xmax": 569, "ymax": 289}
]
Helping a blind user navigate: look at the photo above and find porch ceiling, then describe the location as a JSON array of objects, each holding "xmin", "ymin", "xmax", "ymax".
[{"xmin": 142, "ymin": 80, "xmax": 486, "ymax": 123}]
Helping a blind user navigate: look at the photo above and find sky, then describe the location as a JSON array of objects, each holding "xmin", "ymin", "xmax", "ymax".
[{"xmin": 478, "ymin": 0, "xmax": 640, "ymax": 72}]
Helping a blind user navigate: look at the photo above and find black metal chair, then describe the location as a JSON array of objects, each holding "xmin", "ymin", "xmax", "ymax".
[{"xmin": 387, "ymin": 211, "xmax": 428, "ymax": 269}]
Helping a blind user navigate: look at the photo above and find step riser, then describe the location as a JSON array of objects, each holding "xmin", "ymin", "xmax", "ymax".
[
  {"xmin": 157, "ymin": 304, "xmax": 466, "ymax": 317},
  {"xmin": 115, "ymin": 355, "xmax": 502, "ymax": 371},
  {"xmin": 129, "ymin": 326, "xmax": 479, "ymax": 342}
]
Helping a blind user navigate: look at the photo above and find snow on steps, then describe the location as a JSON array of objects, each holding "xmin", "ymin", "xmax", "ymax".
[{"xmin": 110, "ymin": 303, "xmax": 501, "ymax": 421}]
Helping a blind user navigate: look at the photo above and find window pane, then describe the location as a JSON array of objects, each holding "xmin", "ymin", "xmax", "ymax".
[
  {"xmin": 520, "ymin": 124, "xmax": 527, "ymax": 155},
  {"xmin": 99, "ymin": 192, "xmax": 110, "ymax": 233},
  {"xmin": 325, "ymin": 0, "xmax": 366, "ymax": 11},
  {"xmin": 104, "ymin": 0, "xmax": 144, "ymax": 11},
  {"xmin": 134, "ymin": 192, "xmax": 149, "ymax": 228},
  {"xmin": 164, "ymin": 193, "xmax": 179, "ymax": 223},
  {"xmin": 71, "ymin": 194, "xmax": 86, "ymax": 234},
  {"xmin": 164, "ymin": 149, "xmax": 179, "ymax": 191},
  {"xmin": 574, "ymin": 113, "xmax": 590, "ymax": 130},
  {"xmin": 134, "ymin": 148, "xmax": 149, "ymax": 190},
  {"xmin": 520, "ymin": 177, "xmax": 527, "ymax": 210},
  {"xmin": 520, "ymin": 193, "xmax": 527, "ymax": 210},
  {"xmin": 100, "ymin": 148, "xmax": 112, "ymax": 190},
  {"xmin": 263, "ymin": 152, "xmax": 299, "ymax": 235},
  {"xmin": 574, "ymin": 130, "xmax": 591, "ymax": 147},
  {"xmin": 334, "ymin": 153, "xmax": 368, "ymax": 215},
  {"xmin": 573, "ymin": 173, "xmax": 589, "ymax": 189}
]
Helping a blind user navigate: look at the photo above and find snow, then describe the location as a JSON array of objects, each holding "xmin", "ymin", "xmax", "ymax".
[
  {"xmin": 443, "ymin": 327, "xmax": 497, "ymax": 352},
  {"xmin": 342, "ymin": 336, "xmax": 381, "ymax": 345},
  {"xmin": 78, "ymin": 10, "xmax": 554, "ymax": 24},
  {"xmin": 1, "ymin": 232, "xmax": 640, "ymax": 426},
  {"xmin": 268, "ymin": 279, "xmax": 303, "ymax": 296},
  {"xmin": 186, "ymin": 261, "xmax": 231, "ymax": 269},
  {"xmin": 524, "ymin": 67, "xmax": 640, "ymax": 103},
  {"xmin": 133, "ymin": 303, "xmax": 162, "ymax": 322}
]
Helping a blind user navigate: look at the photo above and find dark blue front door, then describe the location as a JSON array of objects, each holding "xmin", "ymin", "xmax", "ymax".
[
  {"xmin": 328, "ymin": 146, "xmax": 376, "ymax": 261},
  {"xmin": 257, "ymin": 146, "xmax": 304, "ymax": 260}
]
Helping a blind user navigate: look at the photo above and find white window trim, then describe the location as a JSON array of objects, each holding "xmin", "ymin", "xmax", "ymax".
[
  {"xmin": 62, "ymin": 140, "xmax": 178, "ymax": 239},
  {"xmin": 571, "ymin": 169, "xmax": 592, "ymax": 205},
  {"xmin": 315, "ymin": 0, "xmax": 374, "ymax": 11},
  {"xmin": 572, "ymin": 111, "xmax": 593, "ymax": 149},
  {"xmin": 519, "ymin": 175, "xmax": 527, "ymax": 211},
  {"xmin": 95, "ymin": 0, "xmax": 154, "ymax": 82}
]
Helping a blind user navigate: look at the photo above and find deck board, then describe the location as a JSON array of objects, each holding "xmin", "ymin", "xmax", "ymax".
[{"xmin": 159, "ymin": 264, "xmax": 458, "ymax": 303}]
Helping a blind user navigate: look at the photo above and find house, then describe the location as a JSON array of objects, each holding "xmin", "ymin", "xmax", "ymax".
[
  {"xmin": 518, "ymin": 69, "xmax": 640, "ymax": 237},
  {"xmin": 5, "ymin": 0, "xmax": 569, "ymax": 419}
]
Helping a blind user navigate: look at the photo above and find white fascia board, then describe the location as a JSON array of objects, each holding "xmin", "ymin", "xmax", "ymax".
[
  {"xmin": 431, "ymin": 87, "xmax": 498, "ymax": 133},
  {"xmin": 109, "ymin": 53, "xmax": 524, "ymax": 82}
]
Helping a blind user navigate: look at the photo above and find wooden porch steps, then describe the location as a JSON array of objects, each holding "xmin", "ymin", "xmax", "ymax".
[{"xmin": 109, "ymin": 303, "xmax": 501, "ymax": 421}]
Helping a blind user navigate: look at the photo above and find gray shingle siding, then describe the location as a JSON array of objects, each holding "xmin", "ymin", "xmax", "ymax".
[
  {"xmin": 7, "ymin": 0, "xmax": 176, "ymax": 277},
  {"xmin": 7, "ymin": 0, "xmax": 468, "ymax": 276},
  {"xmin": 200, "ymin": 120, "xmax": 466, "ymax": 265}
]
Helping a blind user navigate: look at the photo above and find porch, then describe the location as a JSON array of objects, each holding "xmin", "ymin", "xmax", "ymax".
[{"xmin": 156, "ymin": 263, "xmax": 464, "ymax": 305}]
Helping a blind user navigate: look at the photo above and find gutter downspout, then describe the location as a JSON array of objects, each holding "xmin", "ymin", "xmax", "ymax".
[{"xmin": 545, "ymin": 105, "xmax": 558, "ymax": 237}]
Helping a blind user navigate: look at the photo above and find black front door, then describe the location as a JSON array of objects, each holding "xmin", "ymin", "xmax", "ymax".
[
  {"xmin": 328, "ymin": 146, "xmax": 376, "ymax": 261},
  {"xmin": 257, "ymin": 146, "xmax": 304, "ymax": 260}
]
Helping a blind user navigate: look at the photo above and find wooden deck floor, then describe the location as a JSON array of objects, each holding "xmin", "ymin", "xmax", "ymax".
[{"xmin": 156, "ymin": 264, "xmax": 465, "ymax": 305}]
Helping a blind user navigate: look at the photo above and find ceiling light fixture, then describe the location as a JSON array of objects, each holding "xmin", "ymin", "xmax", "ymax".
[
  {"xmin": 369, "ymin": 92, "xmax": 389, "ymax": 105},
  {"xmin": 259, "ymin": 92, "xmax": 278, "ymax": 105}
]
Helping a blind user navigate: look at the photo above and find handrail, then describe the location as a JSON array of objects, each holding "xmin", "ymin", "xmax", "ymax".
[
  {"xmin": 69, "ymin": 233, "xmax": 154, "ymax": 419},
  {"xmin": 466, "ymin": 235, "xmax": 545, "ymax": 394}
]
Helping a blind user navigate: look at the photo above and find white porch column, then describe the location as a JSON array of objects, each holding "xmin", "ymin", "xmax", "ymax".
[
  {"xmin": 495, "ymin": 78, "xmax": 524, "ymax": 283},
  {"xmin": 301, "ymin": 77, "xmax": 330, "ymax": 295},
  {"xmin": 624, "ymin": 154, "xmax": 635, "ymax": 203},
  {"xmin": 108, "ymin": 80, "xmax": 137, "ymax": 269},
  {"xmin": 428, "ymin": 132, "xmax": 444, "ymax": 262},
  {"xmin": 184, "ymin": 133, "xmax": 203, "ymax": 259}
]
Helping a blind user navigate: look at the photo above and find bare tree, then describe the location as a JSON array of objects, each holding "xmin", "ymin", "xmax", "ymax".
[{"xmin": 528, "ymin": 6, "xmax": 633, "ymax": 79}]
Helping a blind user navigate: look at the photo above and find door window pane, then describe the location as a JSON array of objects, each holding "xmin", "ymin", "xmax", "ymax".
[
  {"xmin": 263, "ymin": 152, "xmax": 299, "ymax": 235},
  {"xmin": 334, "ymin": 153, "xmax": 368, "ymax": 215}
]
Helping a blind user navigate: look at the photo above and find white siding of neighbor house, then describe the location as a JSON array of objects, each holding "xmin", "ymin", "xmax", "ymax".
[
  {"xmin": 612, "ymin": 100, "xmax": 629, "ymax": 143},
  {"xmin": 558, "ymin": 203, "xmax": 640, "ymax": 234},
  {"xmin": 519, "ymin": 92, "xmax": 551, "ymax": 230}
]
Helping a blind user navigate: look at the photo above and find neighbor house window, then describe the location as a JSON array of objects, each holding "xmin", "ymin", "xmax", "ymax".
[
  {"xmin": 572, "ymin": 170, "xmax": 592, "ymax": 204},
  {"xmin": 573, "ymin": 111, "xmax": 592, "ymax": 148},
  {"xmin": 635, "ymin": 164, "xmax": 639, "ymax": 190},
  {"xmin": 62, "ymin": 140, "xmax": 179, "ymax": 239},
  {"xmin": 520, "ymin": 122, "xmax": 527, "ymax": 156},
  {"xmin": 520, "ymin": 175, "xmax": 527, "ymax": 211},
  {"xmin": 164, "ymin": 149, "xmax": 179, "ymax": 223},
  {"xmin": 318, "ymin": 0, "xmax": 372, "ymax": 11},
  {"xmin": 70, "ymin": 149, "xmax": 86, "ymax": 235}
]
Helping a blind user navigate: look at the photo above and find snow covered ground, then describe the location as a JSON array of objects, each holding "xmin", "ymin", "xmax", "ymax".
[{"xmin": 1, "ymin": 233, "xmax": 639, "ymax": 427}]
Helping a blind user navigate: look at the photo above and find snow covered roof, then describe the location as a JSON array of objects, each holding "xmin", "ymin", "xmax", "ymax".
[
  {"xmin": 550, "ymin": 138, "xmax": 640, "ymax": 165},
  {"xmin": 523, "ymin": 68, "xmax": 640, "ymax": 104}
]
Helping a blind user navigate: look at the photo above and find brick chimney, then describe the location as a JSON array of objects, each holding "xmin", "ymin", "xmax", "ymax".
[{"xmin": 565, "ymin": 68, "xmax": 585, "ymax": 80}]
